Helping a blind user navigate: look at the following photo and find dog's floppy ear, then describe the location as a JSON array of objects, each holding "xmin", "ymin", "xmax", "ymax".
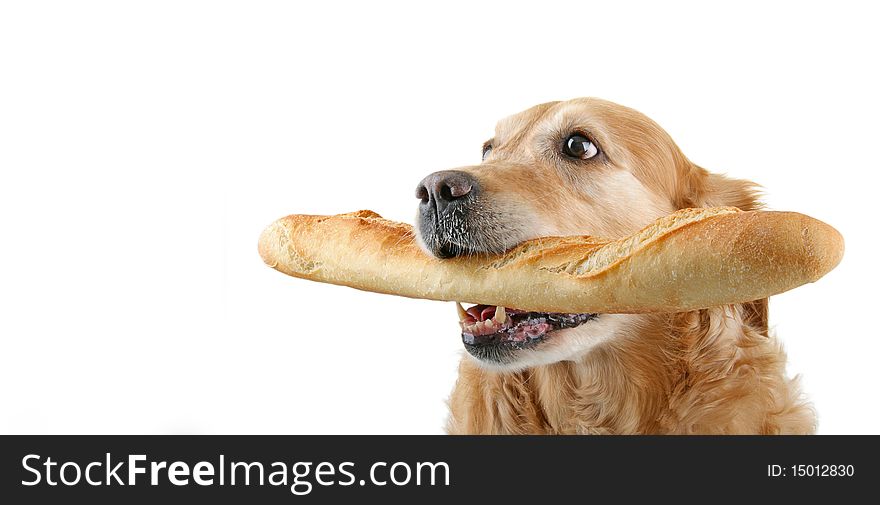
[
  {"xmin": 676, "ymin": 162, "xmax": 763, "ymax": 211},
  {"xmin": 740, "ymin": 298, "xmax": 769, "ymax": 334},
  {"xmin": 678, "ymin": 163, "xmax": 768, "ymax": 332}
]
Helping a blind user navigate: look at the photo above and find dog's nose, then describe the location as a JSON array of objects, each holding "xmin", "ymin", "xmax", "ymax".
[{"xmin": 416, "ymin": 170, "xmax": 477, "ymax": 214}]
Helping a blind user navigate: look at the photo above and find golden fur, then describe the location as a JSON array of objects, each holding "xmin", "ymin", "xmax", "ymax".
[{"xmin": 441, "ymin": 98, "xmax": 815, "ymax": 434}]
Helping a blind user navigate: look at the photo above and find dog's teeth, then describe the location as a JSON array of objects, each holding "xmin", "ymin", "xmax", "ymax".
[
  {"xmin": 456, "ymin": 302, "xmax": 468, "ymax": 321},
  {"xmin": 485, "ymin": 319, "xmax": 495, "ymax": 330},
  {"xmin": 495, "ymin": 306, "xmax": 507, "ymax": 324},
  {"xmin": 474, "ymin": 321, "xmax": 484, "ymax": 331}
]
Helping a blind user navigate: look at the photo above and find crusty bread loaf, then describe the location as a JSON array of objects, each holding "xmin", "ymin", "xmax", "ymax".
[{"xmin": 257, "ymin": 207, "xmax": 844, "ymax": 313}]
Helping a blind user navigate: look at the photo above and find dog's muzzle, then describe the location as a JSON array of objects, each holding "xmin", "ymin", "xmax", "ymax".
[
  {"xmin": 415, "ymin": 169, "xmax": 601, "ymax": 364},
  {"xmin": 415, "ymin": 170, "xmax": 480, "ymax": 258}
]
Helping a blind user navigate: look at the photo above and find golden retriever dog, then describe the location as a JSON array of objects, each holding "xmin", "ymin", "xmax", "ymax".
[{"xmin": 414, "ymin": 98, "xmax": 815, "ymax": 434}]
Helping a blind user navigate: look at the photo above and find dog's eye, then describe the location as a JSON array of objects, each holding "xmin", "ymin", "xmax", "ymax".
[
  {"xmin": 481, "ymin": 142, "xmax": 493, "ymax": 161},
  {"xmin": 563, "ymin": 134, "xmax": 599, "ymax": 160}
]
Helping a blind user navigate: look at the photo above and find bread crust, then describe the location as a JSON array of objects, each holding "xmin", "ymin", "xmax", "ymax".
[{"xmin": 258, "ymin": 207, "xmax": 844, "ymax": 313}]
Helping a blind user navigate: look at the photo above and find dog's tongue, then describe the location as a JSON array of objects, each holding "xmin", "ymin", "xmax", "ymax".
[{"xmin": 466, "ymin": 304, "xmax": 497, "ymax": 322}]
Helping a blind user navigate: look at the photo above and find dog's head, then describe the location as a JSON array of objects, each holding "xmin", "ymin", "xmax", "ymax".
[{"xmin": 415, "ymin": 98, "xmax": 761, "ymax": 370}]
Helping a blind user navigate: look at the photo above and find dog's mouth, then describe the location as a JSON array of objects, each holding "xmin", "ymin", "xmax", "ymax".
[{"xmin": 456, "ymin": 302, "xmax": 598, "ymax": 353}]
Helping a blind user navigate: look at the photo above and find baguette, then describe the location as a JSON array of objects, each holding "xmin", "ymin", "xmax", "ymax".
[{"xmin": 257, "ymin": 207, "xmax": 844, "ymax": 314}]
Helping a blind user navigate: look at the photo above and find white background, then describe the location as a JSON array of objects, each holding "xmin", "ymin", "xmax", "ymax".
[{"xmin": 1, "ymin": 1, "xmax": 878, "ymax": 434}]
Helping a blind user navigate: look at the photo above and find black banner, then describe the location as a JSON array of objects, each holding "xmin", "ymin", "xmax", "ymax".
[{"xmin": 1, "ymin": 436, "xmax": 875, "ymax": 502}]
